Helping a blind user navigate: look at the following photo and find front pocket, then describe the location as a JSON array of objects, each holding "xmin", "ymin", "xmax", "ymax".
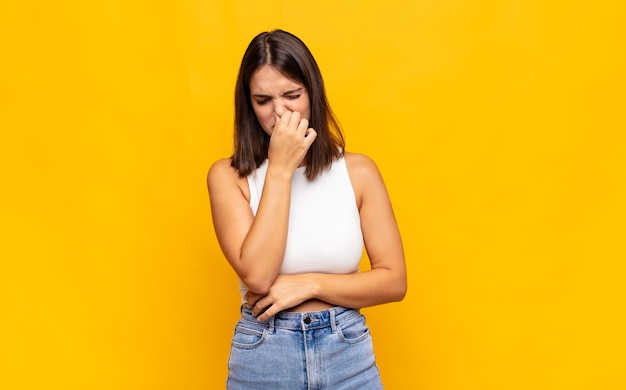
[
  {"xmin": 337, "ymin": 314, "xmax": 371, "ymax": 344},
  {"xmin": 231, "ymin": 324, "xmax": 267, "ymax": 349}
]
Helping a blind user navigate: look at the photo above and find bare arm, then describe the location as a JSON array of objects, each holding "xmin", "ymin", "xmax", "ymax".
[
  {"xmin": 207, "ymin": 111, "xmax": 316, "ymax": 294},
  {"xmin": 248, "ymin": 152, "xmax": 407, "ymax": 320}
]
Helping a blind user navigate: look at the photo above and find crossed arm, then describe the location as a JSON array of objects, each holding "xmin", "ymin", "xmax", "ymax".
[
  {"xmin": 207, "ymin": 113, "xmax": 406, "ymax": 322},
  {"xmin": 208, "ymin": 153, "xmax": 406, "ymax": 321}
]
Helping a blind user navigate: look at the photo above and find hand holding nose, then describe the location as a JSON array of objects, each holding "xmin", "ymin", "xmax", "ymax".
[{"xmin": 268, "ymin": 110, "xmax": 317, "ymax": 174}]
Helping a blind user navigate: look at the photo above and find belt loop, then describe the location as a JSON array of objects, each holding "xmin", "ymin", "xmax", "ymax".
[
  {"xmin": 268, "ymin": 314, "xmax": 275, "ymax": 334},
  {"xmin": 329, "ymin": 307, "xmax": 337, "ymax": 333}
]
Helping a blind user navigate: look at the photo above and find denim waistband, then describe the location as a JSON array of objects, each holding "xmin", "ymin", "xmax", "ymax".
[{"xmin": 240, "ymin": 305, "xmax": 361, "ymax": 333}]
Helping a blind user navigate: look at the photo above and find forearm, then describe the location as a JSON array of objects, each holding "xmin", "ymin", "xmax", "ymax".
[
  {"xmin": 310, "ymin": 268, "xmax": 407, "ymax": 309},
  {"xmin": 248, "ymin": 268, "xmax": 407, "ymax": 321},
  {"xmin": 210, "ymin": 111, "xmax": 316, "ymax": 295},
  {"xmin": 237, "ymin": 167, "xmax": 293, "ymax": 293}
]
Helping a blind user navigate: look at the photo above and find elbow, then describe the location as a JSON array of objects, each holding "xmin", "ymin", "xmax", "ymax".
[
  {"xmin": 246, "ymin": 283, "xmax": 271, "ymax": 296},
  {"xmin": 395, "ymin": 285, "xmax": 407, "ymax": 302},
  {"xmin": 376, "ymin": 267, "xmax": 407, "ymax": 303},
  {"xmin": 235, "ymin": 254, "xmax": 280, "ymax": 295},
  {"xmin": 240, "ymin": 274, "xmax": 274, "ymax": 295},
  {"xmin": 392, "ymin": 277, "xmax": 408, "ymax": 302}
]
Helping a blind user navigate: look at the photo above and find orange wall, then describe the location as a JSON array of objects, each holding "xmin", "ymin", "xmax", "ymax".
[{"xmin": 1, "ymin": 1, "xmax": 625, "ymax": 389}]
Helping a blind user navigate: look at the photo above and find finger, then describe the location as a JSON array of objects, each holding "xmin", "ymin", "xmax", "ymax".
[
  {"xmin": 287, "ymin": 110, "xmax": 300, "ymax": 129},
  {"xmin": 303, "ymin": 128, "xmax": 317, "ymax": 146},
  {"xmin": 275, "ymin": 111, "xmax": 293, "ymax": 131},
  {"xmin": 297, "ymin": 118, "xmax": 309, "ymax": 135},
  {"xmin": 257, "ymin": 304, "xmax": 277, "ymax": 322},
  {"xmin": 246, "ymin": 292, "xmax": 261, "ymax": 308},
  {"xmin": 252, "ymin": 297, "xmax": 271, "ymax": 317}
]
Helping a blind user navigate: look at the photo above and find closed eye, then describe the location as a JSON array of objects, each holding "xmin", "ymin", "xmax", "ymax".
[{"xmin": 252, "ymin": 88, "xmax": 304, "ymax": 105}]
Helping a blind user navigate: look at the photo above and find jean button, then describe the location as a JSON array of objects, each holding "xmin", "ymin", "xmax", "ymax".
[{"xmin": 303, "ymin": 316, "xmax": 311, "ymax": 324}]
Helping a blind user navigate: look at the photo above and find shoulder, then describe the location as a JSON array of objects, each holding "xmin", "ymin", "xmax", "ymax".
[
  {"xmin": 208, "ymin": 157, "xmax": 235, "ymax": 175},
  {"xmin": 207, "ymin": 158, "xmax": 249, "ymax": 199},
  {"xmin": 207, "ymin": 158, "xmax": 236, "ymax": 184},
  {"xmin": 343, "ymin": 152, "xmax": 386, "ymax": 207},
  {"xmin": 343, "ymin": 151, "xmax": 381, "ymax": 180}
]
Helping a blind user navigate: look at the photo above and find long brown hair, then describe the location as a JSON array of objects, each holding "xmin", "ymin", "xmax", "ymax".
[{"xmin": 231, "ymin": 30, "xmax": 345, "ymax": 179}]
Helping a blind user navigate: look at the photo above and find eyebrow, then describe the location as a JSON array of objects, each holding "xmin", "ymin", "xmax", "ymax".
[{"xmin": 251, "ymin": 87, "xmax": 304, "ymax": 98}]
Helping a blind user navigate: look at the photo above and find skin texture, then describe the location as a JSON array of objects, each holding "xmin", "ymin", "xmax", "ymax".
[{"xmin": 208, "ymin": 66, "xmax": 406, "ymax": 322}]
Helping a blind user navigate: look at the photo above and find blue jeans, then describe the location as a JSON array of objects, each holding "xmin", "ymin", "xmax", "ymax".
[{"xmin": 226, "ymin": 306, "xmax": 383, "ymax": 389}]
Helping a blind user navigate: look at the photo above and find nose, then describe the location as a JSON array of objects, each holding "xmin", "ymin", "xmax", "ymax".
[{"xmin": 274, "ymin": 100, "xmax": 286, "ymax": 118}]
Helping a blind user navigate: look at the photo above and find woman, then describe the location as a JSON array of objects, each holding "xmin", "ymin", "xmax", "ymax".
[{"xmin": 208, "ymin": 29, "xmax": 406, "ymax": 389}]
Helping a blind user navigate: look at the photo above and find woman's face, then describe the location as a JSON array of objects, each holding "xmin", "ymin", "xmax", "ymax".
[{"xmin": 249, "ymin": 65, "xmax": 311, "ymax": 136}]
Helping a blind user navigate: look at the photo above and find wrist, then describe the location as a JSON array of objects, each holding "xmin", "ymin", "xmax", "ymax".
[
  {"xmin": 308, "ymin": 274, "xmax": 322, "ymax": 300},
  {"xmin": 266, "ymin": 164, "xmax": 295, "ymax": 181}
]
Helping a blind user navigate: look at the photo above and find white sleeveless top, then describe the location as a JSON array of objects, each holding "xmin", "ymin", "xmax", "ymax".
[{"xmin": 241, "ymin": 157, "xmax": 363, "ymax": 300}]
